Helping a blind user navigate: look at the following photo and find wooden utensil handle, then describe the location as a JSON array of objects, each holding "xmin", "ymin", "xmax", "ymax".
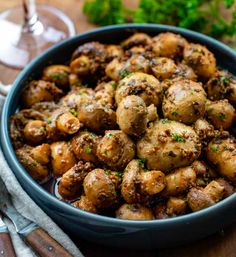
[
  {"xmin": 24, "ymin": 227, "xmax": 73, "ymax": 257},
  {"xmin": 0, "ymin": 232, "xmax": 17, "ymax": 257}
]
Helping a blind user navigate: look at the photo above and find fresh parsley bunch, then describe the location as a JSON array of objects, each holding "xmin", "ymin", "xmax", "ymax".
[{"xmin": 83, "ymin": 0, "xmax": 236, "ymax": 42}]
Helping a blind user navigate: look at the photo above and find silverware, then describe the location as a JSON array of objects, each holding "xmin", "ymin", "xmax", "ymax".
[
  {"xmin": 0, "ymin": 214, "xmax": 16, "ymax": 257},
  {"xmin": 0, "ymin": 177, "xmax": 73, "ymax": 257}
]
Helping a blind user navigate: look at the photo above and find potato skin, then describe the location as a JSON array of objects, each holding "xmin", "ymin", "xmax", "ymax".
[
  {"xmin": 83, "ymin": 169, "xmax": 117, "ymax": 209},
  {"xmin": 22, "ymin": 80, "xmax": 62, "ymax": 108},
  {"xmin": 42, "ymin": 65, "xmax": 70, "ymax": 89},
  {"xmin": 116, "ymin": 95, "xmax": 148, "ymax": 137},
  {"xmin": 73, "ymin": 195, "xmax": 97, "ymax": 213},
  {"xmin": 56, "ymin": 112, "xmax": 81, "ymax": 135},
  {"xmin": 71, "ymin": 131, "xmax": 100, "ymax": 164},
  {"xmin": 152, "ymin": 32, "xmax": 187, "ymax": 58},
  {"xmin": 51, "ymin": 141, "xmax": 77, "ymax": 177},
  {"xmin": 140, "ymin": 170, "xmax": 166, "ymax": 195},
  {"xmin": 137, "ymin": 120, "xmax": 201, "ymax": 172},
  {"xmin": 206, "ymin": 100, "xmax": 235, "ymax": 130},
  {"xmin": 115, "ymin": 72, "xmax": 162, "ymax": 107},
  {"xmin": 16, "ymin": 146, "xmax": 49, "ymax": 183},
  {"xmin": 162, "ymin": 166, "xmax": 196, "ymax": 197},
  {"xmin": 96, "ymin": 130, "xmax": 135, "ymax": 170},
  {"xmin": 23, "ymin": 120, "xmax": 47, "ymax": 145},
  {"xmin": 77, "ymin": 103, "xmax": 117, "ymax": 134},
  {"xmin": 30, "ymin": 144, "xmax": 51, "ymax": 165},
  {"xmin": 206, "ymin": 137, "xmax": 236, "ymax": 182},
  {"xmin": 151, "ymin": 57, "xmax": 177, "ymax": 80},
  {"xmin": 116, "ymin": 204, "xmax": 154, "ymax": 220},
  {"xmin": 121, "ymin": 33, "xmax": 152, "ymax": 49},
  {"xmin": 162, "ymin": 79, "xmax": 207, "ymax": 124},
  {"xmin": 194, "ymin": 118, "xmax": 215, "ymax": 141},
  {"xmin": 171, "ymin": 63, "xmax": 197, "ymax": 81},
  {"xmin": 58, "ymin": 161, "xmax": 94, "ymax": 200},
  {"xmin": 183, "ymin": 43, "xmax": 216, "ymax": 80},
  {"xmin": 166, "ymin": 197, "xmax": 187, "ymax": 216}
]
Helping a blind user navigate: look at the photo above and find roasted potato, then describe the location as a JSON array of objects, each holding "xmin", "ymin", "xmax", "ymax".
[
  {"xmin": 137, "ymin": 120, "xmax": 201, "ymax": 172},
  {"xmin": 96, "ymin": 130, "xmax": 135, "ymax": 170},
  {"xmin": 162, "ymin": 79, "xmax": 207, "ymax": 124},
  {"xmin": 116, "ymin": 204, "xmax": 154, "ymax": 220}
]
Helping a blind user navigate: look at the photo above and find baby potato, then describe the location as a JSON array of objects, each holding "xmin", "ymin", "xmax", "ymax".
[
  {"xmin": 121, "ymin": 33, "xmax": 152, "ymax": 49},
  {"xmin": 171, "ymin": 63, "xmax": 197, "ymax": 81},
  {"xmin": 83, "ymin": 169, "xmax": 117, "ymax": 209},
  {"xmin": 96, "ymin": 130, "xmax": 135, "ymax": 170},
  {"xmin": 105, "ymin": 58, "xmax": 124, "ymax": 81},
  {"xmin": 150, "ymin": 57, "xmax": 177, "ymax": 80},
  {"xmin": 58, "ymin": 161, "xmax": 94, "ymax": 200},
  {"xmin": 126, "ymin": 46, "xmax": 146, "ymax": 56},
  {"xmin": 106, "ymin": 44, "xmax": 124, "ymax": 59},
  {"xmin": 16, "ymin": 146, "xmax": 49, "ymax": 183},
  {"xmin": 56, "ymin": 112, "xmax": 81, "ymax": 135},
  {"xmin": 137, "ymin": 120, "xmax": 201, "ymax": 172},
  {"xmin": 140, "ymin": 170, "xmax": 166, "ymax": 195},
  {"xmin": 121, "ymin": 160, "xmax": 143, "ymax": 204},
  {"xmin": 162, "ymin": 79, "xmax": 207, "ymax": 124},
  {"xmin": 30, "ymin": 144, "xmax": 51, "ymax": 165},
  {"xmin": 95, "ymin": 81, "xmax": 115, "ymax": 107},
  {"xmin": 187, "ymin": 179, "xmax": 228, "ymax": 212},
  {"xmin": 73, "ymin": 195, "xmax": 97, "ymax": 213},
  {"xmin": 77, "ymin": 103, "xmax": 117, "ymax": 134},
  {"xmin": 228, "ymin": 80, "xmax": 236, "ymax": 106},
  {"xmin": 59, "ymin": 87, "xmax": 94, "ymax": 109},
  {"xmin": 42, "ymin": 65, "xmax": 70, "ymax": 89},
  {"xmin": 152, "ymin": 32, "xmax": 187, "ymax": 58},
  {"xmin": 116, "ymin": 95, "xmax": 148, "ymax": 137},
  {"xmin": 183, "ymin": 43, "xmax": 216, "ymax": 80},
  {"xmin": 51, "ymin": 141, "xmax": 77, "ymax": 177},
  {"xmin": 194, "ymin": 118, "xmax": 215, "ymax": 141},
  {"xmin": 206, "ymin": 100, "xmax": 235, "ymax": 130},
  {"xmin": 23, "ymin": 120, "xmax": 47, "ymax": 145},
  {"xmin": 166, "ymin": 197, "xmax": 187, "ymax": 216},
  {"xmin": 206, "ymin": 137, "xmax": 236, "ymax": 182},
  {"xmin": 71, "ymin": 131, "xmax": 100, "ymax": 164},
  {"xmin": 162, "ymin": 166, "xmax": 196, "ymax": 197},
  {"xmin": 116, "ymin": 204, "xmax": 154, "ymax": 220},
  {"xmin": 122, "ymin": 55, "xmax": 150, "ymax": 74},
  {"xmin": 70, "ymin": 55, "xmax": 90, "ymax": 76},
  {"xmin": 21, "ymin": 80, "xmax": 62, "ymax": 108},
  {"xmin": 115, "ymin": 72, "xmax": 162, "ymax": 107}
]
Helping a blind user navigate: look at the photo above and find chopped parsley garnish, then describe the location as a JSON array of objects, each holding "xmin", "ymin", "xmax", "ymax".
[
  {"xmin": 69, "ymin": 109, "xmax": 77, "ymax": 117},
  {"xmin": 218, "ymin": 113, "xmax": 226, "ymax": 121},
  {"xmin": 211, "ymin": 144, "xmax": 219, "ymax": 152},
  {"xmin": 221, "ymin": 76, "xmax": 229, "ymax": 84},
  {"xmin": 161, "ymin": 119, "xmax": 171, "ymax": 124},
  {"xmin": 111, "ymin": 81, "xmax": 117, "ymax": 90},
  {"xmin": 137, "ymin": 159, "xmax": 145, "ymax": 168},
  {"xmin": 104, "ymin": 169, "xmax": 112, "ymax": 175},
  {"xmin": 50, "ymin": 73, "xmax": 67, "ymax": 81},
  {"xmin": 119, "ymin": 69, "xmax": 130, "ymax": 79},
  {"xmin": 47, "ymin": 118, "xmax": 52, "ymax": 124},
  {"xmin": 106, "ymin": 133, "xmax": 114, "ymax": 138},
  {"xmin": 84, "ymin": 147, "xmax": 92, "ymax": 154},
  {"xmin": 172, "ymin": 112, "xmax": 178, "ymax": 117},
  {"xmin": 171, "ymin": 133, "xmax": 186, "ymax": 143},
  {"xmin": 39, "ymin": 126, "xmax": 45, "ymax": 132}
]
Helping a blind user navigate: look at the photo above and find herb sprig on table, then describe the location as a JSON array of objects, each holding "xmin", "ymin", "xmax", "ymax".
[{"xmin": 83, "ymin": 0, "xmax": 236, "ymax": 43}]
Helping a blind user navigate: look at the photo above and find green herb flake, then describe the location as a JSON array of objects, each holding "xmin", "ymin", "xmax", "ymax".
[
  {"xmin": 47, "ymin": 118, "xmax": 52, "ymax": 124},
  {"xmin": 218, "ymin": 113, "xmax": 226, "ymax": 121},
  {"xmin": 106, "ymin": 133, "xmax": 114, "ymax": 138},
  {"xmin": 84, "ymin": 147, "xmax": 92, "ymax": 154},
  {"xmin": 211, "ymin": 144, "xmax": 219, "ymax": 152},
  {"xmin": 171, "ymin": 133, "xmax": 186, "ymax": 143},
  {"xmin": 104, "ymin": 169, "xmax": 112, "ymax": 175},
  {"xmin": 50, "ymin": 73, "xmax": 67, "ymax": 81},
  {"xmin": 39, "ymin": 126, "xmax": 45, "ymax": 133},
  {"xmin": 69, "ymin": 109, "xmax": 77, "ymax": 117},
  {"xmin": 111, "ymin": 81, "xmax": 117, "ymax": 90},
  {"xmin": 161, "ymin": 119, "xmax": 171, "ymax": 124},
  {"xmin": 172, "ymin": 111, "xmax": 178, "ymax": 117},
  {"xmin": 119, "ymin": 69, "xmax": 131, "ymax": 79},
  {"xmin": 137, "ymin": 159, "xmax": 145, "ymax": 168}
]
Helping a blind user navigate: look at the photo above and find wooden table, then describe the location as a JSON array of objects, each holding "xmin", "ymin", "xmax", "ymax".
[{"xmin": 1, "ymin": 1, "xmax": 236, "ymax": 256}]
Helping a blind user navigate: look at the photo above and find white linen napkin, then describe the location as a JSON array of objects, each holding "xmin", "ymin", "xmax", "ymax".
[{"xmin": 0, "ymin": 95, "xmax": 84, "ymax": 257}]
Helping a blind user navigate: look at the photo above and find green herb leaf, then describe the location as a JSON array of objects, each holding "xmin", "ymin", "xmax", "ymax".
[
  {"xmin": 161, "ymin": 119, "xmax": 171, "ymax": 124},
  {"xmin": 211, "ymin": 144, "xmax": 219, "ymax": 152},
  {"xmin": 84, "ymin": 147, "xmax": 92, "ymax": 154},
  {"xmin": 171, "ymin": 133, "xmax": 186, "ymax": 143}
]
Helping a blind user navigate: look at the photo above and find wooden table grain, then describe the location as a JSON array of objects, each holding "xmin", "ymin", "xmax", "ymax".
[{"xmin": 1, "ymin": 1, "xmax": 236, "ymax": 256}]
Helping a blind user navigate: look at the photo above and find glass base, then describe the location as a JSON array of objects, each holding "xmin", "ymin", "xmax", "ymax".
[{"xmin": 0, "ymin": 4, "xmax": 76, "ymax": 69}]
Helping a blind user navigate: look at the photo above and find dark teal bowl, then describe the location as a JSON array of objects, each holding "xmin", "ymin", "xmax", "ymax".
[{"xmin": 1, "ymin": 24, "xmax": 236, "ymax": 249}]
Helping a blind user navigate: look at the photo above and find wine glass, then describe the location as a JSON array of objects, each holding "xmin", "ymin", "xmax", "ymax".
[{"xmin": 0, "ymin": 0, "xmax": 76, "ymax": 69}]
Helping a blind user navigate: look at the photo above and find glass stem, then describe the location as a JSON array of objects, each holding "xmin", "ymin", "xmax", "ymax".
[{"xmin": 22, "ymin": 0, "xmax": 38, "ymax": 31}]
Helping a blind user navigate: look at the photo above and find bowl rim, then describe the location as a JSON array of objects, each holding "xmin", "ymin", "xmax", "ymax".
[{"xmin": 1, "ymin": 23, "xmax": 236, "ymax": 227}]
